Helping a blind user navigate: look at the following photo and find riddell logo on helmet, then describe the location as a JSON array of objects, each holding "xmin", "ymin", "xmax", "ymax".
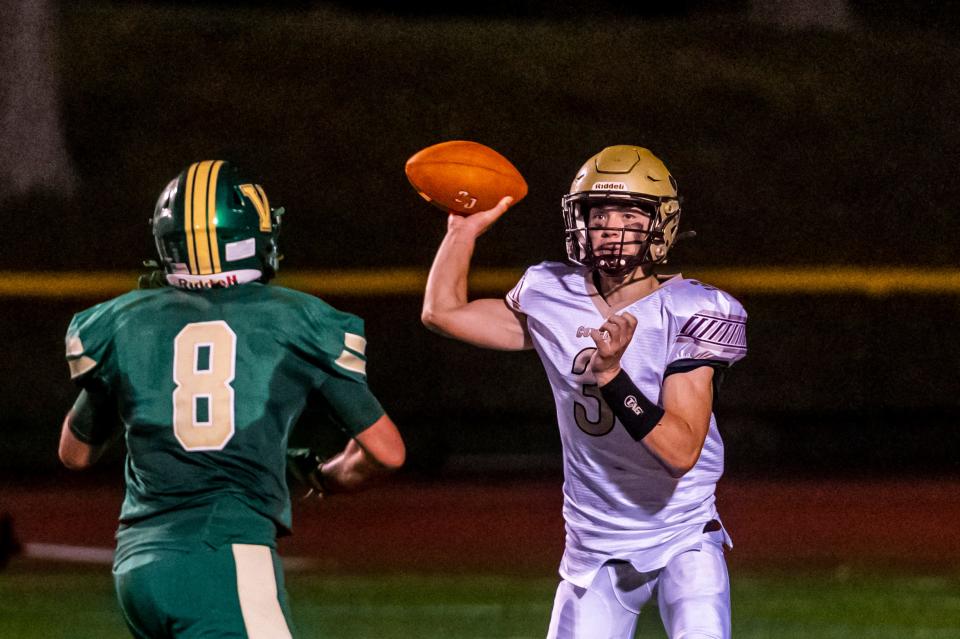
[
  {"xmin": 174, "ymin": 274, "xmax": 240, "ymax": 289},
  {"xmin": 592, "ymin": 182, "xmax": 627, "ymax": 191}
]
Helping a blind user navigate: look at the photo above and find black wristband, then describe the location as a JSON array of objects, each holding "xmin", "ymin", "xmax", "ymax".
[{"xmin": 599, "ymin": 369, "xmax": 665, "ymax": 441}]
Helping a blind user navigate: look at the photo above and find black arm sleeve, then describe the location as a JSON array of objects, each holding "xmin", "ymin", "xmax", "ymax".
[{"xmin": 68, "ymin": 387, "xmax": 120, "ymax": 446}]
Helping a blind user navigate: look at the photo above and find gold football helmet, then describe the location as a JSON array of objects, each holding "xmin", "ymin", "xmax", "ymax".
[{"xmin": 563, "ymin": 145, "xmax": 682, "ymax": 275}]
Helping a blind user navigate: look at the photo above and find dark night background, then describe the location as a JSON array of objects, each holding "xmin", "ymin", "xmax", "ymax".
[{"xmin": 1, "ymin": 0, "xmax": 959, "ymax": 478}]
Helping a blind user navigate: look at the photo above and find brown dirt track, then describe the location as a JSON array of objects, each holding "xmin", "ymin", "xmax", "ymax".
[{"xmin": 4, "ymin": 476, "xmax": 960, "ymax": 574}]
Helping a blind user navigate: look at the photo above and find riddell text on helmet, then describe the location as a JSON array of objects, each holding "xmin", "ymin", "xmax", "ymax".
[
  {"xmin": 591, "ymin": 182, "xmax": 627, "ymax": 190},
  {"xmin": 173, "ymin": 274, "xmax": 240, "ymax": 289}
]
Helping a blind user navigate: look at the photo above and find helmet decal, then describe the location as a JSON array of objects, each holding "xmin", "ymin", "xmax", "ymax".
[
  {"xmin": 183, "ymin": 160, "xmax": 224, "ymax": 275},
  {"xmin": 239, "ymin": 183, "xmax": 272, "ymax": 232}
]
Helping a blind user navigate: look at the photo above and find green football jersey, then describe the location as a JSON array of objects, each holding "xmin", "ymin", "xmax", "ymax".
[{"xmin": 65, "ymin": 283, "xmax": 383, "ymax": 545}]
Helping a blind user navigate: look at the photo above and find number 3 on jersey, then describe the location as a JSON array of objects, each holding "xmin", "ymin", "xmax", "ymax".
[
  {"xmin": 172, "ymin": 321, "xmax": 237, "ymax": 451},
  {"xmin": 571, "ymin": 347, "xmax": 614, "ymax": 436}
]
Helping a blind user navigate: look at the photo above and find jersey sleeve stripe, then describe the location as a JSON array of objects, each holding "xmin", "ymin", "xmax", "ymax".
[
  {"xmin": 334, "ymin": 350, "xmax": 367, "ymax": 375},
  {"xmin": 344, "ymin": 332, "xmax": 367, "ymax": 355},
  {"xmin": 68, "ymin": 355, "xmax": 98, "ymax": 379},
  {"xmin": 65, "ymin": 334, "xmax": 84, "ymax": 357},
  {"xmin": 505, "ymin": 271, "xmax": 528, "ymax": 312}
]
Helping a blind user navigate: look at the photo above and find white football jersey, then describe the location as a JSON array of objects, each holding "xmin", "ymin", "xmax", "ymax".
[{"xmin": 506, "ymin": 262, "xmax": 747, "ymax": 588}]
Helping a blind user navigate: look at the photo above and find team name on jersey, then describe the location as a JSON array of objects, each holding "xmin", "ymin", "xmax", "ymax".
[{"xmin": 576, "ymin": 325, "xmax": 611, "ymax": 341}]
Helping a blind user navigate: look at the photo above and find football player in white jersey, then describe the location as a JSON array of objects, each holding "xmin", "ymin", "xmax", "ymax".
[{"xmin": 422, "ymin": 145, "xmax": 747, "ymax": 638}]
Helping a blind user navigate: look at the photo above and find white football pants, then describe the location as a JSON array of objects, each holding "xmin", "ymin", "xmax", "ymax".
[{"xmin": 546, "ymin": 540, "xmax": 730, "ymax": 639}]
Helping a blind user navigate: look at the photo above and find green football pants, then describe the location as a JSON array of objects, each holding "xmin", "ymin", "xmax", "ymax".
[{"xmin": 114, "ymin": 543, "xmax": 295, "ymax": 638}]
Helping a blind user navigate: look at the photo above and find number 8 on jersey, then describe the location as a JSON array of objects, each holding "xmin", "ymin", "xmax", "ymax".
[{"xmin": 172, "ymin": 321, "xmax": 237, "ymax": 451}]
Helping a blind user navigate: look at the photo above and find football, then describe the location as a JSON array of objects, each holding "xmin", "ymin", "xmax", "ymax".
[{"xmin": 405, "ymin": 140, "xmax": 528, "ymax": 215}]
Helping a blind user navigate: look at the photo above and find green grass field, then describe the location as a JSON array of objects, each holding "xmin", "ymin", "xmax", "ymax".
[{"xmin": 3, "ymin": 562, "xmax": 959, "ymax": 638}]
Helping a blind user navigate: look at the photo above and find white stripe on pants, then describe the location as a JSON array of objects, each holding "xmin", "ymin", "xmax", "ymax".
[{"xmin": 232, "ymin": 544, "xmax": 293, "ymax": 639}]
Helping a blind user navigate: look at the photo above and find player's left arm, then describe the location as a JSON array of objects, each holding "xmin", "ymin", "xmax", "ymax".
[
  {"xmin": 58, "ymin": 388, "xmax": 119, "ymax": 470},
  {"xmin": 62, "ymin": 302, "xmax": 123, "ymax": 470},
  {"xmin": 589, "ymin": 312, "xmax": 715, "ymax": 478},
  {"xmin": 638, "ymin": 366, "xmax": 714, "ymax": 477},
  {"xmin": 289, "ymin": 414, "xmax": 406, "ymax": 497},
  {"xmin": 319, "ymin": 414, "xmax": 406, "ymax": 493},
  {"xmin": 294, "ymin": 365, "xmax": 406, "ymax": 496}
]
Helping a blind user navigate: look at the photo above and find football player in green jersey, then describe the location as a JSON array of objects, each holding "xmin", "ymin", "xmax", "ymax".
[{"xmin": 58, "ymin": 160, "xmax": 406, "ymax": 638}]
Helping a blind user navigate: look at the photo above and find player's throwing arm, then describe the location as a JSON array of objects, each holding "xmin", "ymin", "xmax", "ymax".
[{"xmin": 411, "ymin": 141, "xmax": 531, "ymax": 351}]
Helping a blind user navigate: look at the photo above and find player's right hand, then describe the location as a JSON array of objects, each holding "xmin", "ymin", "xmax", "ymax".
[
  {"xmin": 285, "ymin": 448, "xmax": 327, "ymax": 500},
  {"xmin": 446, "ymin": 196, "xmax": 514, "ymax": 239},
  {"xmin": 589, "ymin": 311, "xmax": 638, "ymax": 386}
]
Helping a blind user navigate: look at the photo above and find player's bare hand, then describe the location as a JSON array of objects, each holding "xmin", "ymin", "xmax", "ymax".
[
  {"xmin": 446, "ymin": 196, "xmax": 514, "ymax": 239},
  {"xmin": 589, "ymin": 312, "xmax": 638, "ymax": 386}
]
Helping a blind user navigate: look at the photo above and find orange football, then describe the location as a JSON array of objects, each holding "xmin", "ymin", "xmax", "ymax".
[{"xmin": 405, "ymin": 140, "xmax": 528, "ymax": 215}]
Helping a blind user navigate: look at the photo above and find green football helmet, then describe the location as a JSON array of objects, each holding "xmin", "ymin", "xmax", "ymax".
[
  {"xmin": 563, "ymin": 145, "xmax": 681, "ymax": 276},
  {"xmin": 152, "ymin": 160, "xmax": 282, "ymax": 287}
]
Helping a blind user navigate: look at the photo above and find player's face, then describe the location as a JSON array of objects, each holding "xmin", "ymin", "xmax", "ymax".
[{"xmin": 587, "ymin": 204, "xmax": 652, "ymax": 257}]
